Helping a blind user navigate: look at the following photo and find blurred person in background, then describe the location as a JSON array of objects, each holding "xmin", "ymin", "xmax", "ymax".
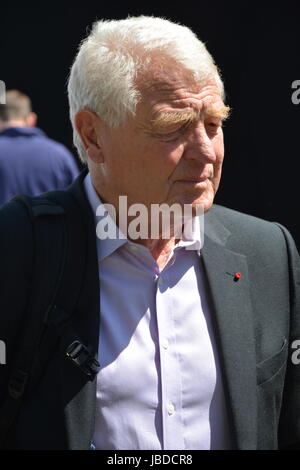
[{"xmin": 0, "ymin": 90, "xmax": 79, "ymax": 205}]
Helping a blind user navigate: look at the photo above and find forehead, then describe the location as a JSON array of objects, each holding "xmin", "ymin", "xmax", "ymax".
[{"xmin": 137, "ymin": 70, "xmax": 225, "ymax": 123}]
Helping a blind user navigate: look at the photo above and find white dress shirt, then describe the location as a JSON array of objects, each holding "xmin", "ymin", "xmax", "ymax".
[{"xmin": 84, "ymin": 173, "xmax": 232, "ymax": 450}]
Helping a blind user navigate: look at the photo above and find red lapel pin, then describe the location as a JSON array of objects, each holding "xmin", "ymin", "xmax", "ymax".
[
  {"xmin": 233, "ymin": 272, "xmax": 242, "ymax": 282},
  {"xmin": 226, "ymin": 271, "xmax": 243, "ymax": 281}
]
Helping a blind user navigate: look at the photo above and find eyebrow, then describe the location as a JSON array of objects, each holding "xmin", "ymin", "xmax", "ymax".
[{"xmin": 148, "ymin": 104, "xmax": 231, "ymax": 132}]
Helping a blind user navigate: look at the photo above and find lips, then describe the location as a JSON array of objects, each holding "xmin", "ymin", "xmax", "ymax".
[
  {"xmin": 176, "ymin": 176, "xmax": 212, "ymax": 184},
  {"xmin": 176, "ymin": 172, "xmax": 214, "ymax": 184},
  {"xmin": 179, "ymin": 179, "xmax": 207, "ymax": 183}
]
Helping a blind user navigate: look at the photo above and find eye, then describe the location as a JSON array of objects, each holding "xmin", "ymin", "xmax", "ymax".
[
  {"xmin": 207, "ymin": 122, "xmax": 219, "ymax": 128},
  {"xmin": 205, "ymin": 121, "xmax": 221, "ymax": 134},
  {"xmin": 158, "ymin": 131, "xmax": 181, "ymax": 142},
  {"xmin": 156, "ymin": 123, "xmax": 189, "ymax": 141}
]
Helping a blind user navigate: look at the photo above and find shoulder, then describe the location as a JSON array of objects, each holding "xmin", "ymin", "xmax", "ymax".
[
  {"xmin": 208, "ymin": 203, "xmax": 287, "ymax": 235},
  {"xmin": 208, "ymin": 204, "xmax": 278, "ymax": 232},
  {"xmin": 43, "ymin": 138, "xmax": 79, "ymax": 176},
  {"xmin": 206, "ymin": 204, "xmax": 298, "ymax": 260},
  {"xmin": 0, "ymin": 198, "xmax": 33, "ymax": 237},
  {"xmin": 0, "ymin": 199, "xmax": 34, "ymax": 253},
  {"xmin": 28, "ymin": 130, "xmax": 75, "ymax": 162},
  {"xmin": 0, "ymin": 199, "xmax": 34, "ymax": 283},
  {"xmin": 40, "ymin": 136, "xmax": 74, "ymax": 160}
]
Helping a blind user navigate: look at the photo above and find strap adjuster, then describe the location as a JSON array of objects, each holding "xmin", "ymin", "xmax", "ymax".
[
  {"xmin": 66, "ymin": 341, "xmax": 100, "ymax": 380},
  {"xmin": 8, "ymin": 369, "xmax": 29, "ymax": 400}
]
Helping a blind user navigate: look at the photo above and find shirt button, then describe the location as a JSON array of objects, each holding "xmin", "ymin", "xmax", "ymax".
[
  {"xmin": 162, "ymin": 339, "xmax": 169, "ymax": 349},
  {"xmin": 167, "ymin": 403, "xmax": 175, "ymax": 416}
]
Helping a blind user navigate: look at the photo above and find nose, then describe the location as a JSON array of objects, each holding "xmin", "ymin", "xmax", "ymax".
[{"xmin": 183, "ymin": 121, "xmax": 216, "ymax": 163}]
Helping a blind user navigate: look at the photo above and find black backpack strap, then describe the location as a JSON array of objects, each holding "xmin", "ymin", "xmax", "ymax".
[
  {"xmin": 0, "ymin": 191, "xmax": 99, "ymax": 448},
  {"xmin": 41, "ymin": 191, "xmax": 100, "ymax": 382}
]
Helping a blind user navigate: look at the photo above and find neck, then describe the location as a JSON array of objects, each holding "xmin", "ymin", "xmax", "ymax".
[
  {"xmin": 134, "ymin": 237, "xmax": 178, "ymax": 270},
  {"xmin": 90, "ymin": 171, "xmax": 183, "ymax": 269},
  {"xmin": 4, "ymin": 120, "xmax": 27, "ymax": 128}
]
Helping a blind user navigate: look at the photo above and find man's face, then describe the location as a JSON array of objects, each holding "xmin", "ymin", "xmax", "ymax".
[{"xmin": 96, "ymin": 70, "xmax": 227, "ymax": 214}]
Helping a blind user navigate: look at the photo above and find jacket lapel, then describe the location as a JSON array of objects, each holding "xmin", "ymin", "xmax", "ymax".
[{"xmin": 201, "ymin": 213, "xmax": 258, "ymax": 449}]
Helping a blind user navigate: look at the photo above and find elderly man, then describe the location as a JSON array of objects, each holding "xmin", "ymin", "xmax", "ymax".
[{"xmin": 0, "ymin": 16, "xmax": 299, "ymax": 450}]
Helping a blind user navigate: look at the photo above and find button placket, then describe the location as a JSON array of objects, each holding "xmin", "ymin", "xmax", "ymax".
[{"xmin": 155, "ymin": 269, "xmax": 184, "ymax": 449}]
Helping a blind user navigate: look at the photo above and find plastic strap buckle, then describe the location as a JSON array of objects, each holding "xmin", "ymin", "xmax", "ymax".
[
  {"xmin": 66, "ymin": 340, "xmax": 100, "ymax": 380},
  {"xmin": 8, "ymin": 369, "xmax": 29, "ymax": 400}
]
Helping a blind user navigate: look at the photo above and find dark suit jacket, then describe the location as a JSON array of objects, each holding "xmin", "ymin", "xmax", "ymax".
[{"xmin": 0, "ymin": 171, "xmax": 299, "ymax": 449}]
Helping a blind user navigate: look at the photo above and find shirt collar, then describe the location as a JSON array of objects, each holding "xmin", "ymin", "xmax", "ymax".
[
  {"xmin": 175, "ymin": 215, "xmax": 202, "ymax": 256},
  {"xmin": 84, "ymin": 173, "xmax": 127, "ymax": 260},
  {"xmin": 0, "ymin": 126, "xmax": 46, "ymax": 138},
  {"xmin": 84, "ymin": 172, "xmax": 202, "ymax": 260}
]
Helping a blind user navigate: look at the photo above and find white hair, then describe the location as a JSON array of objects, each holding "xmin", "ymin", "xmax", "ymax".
[{"xmin": 67, "ymin": 16, "xmax": 225, "ymax": 162}]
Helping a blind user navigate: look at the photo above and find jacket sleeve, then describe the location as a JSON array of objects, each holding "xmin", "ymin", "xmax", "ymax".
[
  {"xmin": 275, "ymin": 223, "xmax": 300, "ymax": 449},
  {"xmin": 0, "ymin": 200, "xmax": 33, "ymax": 405}
]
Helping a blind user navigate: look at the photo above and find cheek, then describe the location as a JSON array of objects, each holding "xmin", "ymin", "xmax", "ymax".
[
  {"xmin": 212, "ymin": 133, "xmax": 224, "ymax": 166},
  {"xmin": 144, "ymin": 142, "xmax": 185, "ymax": 178},
  {"xmin": 210, "ymin": 136, "xmax": 224, "ymax": 188},
  {"xmin": 158, "ymin": 142, "xmax": 185, "ymax": 168}
]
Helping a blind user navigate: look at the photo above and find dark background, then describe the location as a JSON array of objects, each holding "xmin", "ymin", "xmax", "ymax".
[{"xmin": 1, "ymin": 2, "xmax": 300, "ymax": 248}]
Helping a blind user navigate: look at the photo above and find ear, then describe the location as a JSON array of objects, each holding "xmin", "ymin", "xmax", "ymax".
[
  {"xmin": 26, "ymin": 112, "xmax": 37, "ymax": 127},
  {"xmin": 75, "ymin": 110, "xmax": 104, "ymax": 163}
]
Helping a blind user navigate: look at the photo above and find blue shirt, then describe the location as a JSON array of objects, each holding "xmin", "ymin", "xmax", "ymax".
[
  {"xmin": 84, "ymin": 173, "xmax": 232, "ymax": 450},
  {"xmin": 0, "ymin": 127, "xmax": 79, "ymax": 205}
]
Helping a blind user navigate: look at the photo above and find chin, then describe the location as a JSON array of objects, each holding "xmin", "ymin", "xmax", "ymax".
[{"xmin": 191, "ymin": 191, "xmax": 215, "ymax": 214}]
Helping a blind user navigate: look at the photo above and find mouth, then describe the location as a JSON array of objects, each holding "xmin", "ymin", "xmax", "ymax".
[
  {"xmin": 176, "ymin": 171, "xmax": 214, "ymax": 185},
  {"xmin": 176, "ymin": 177, "xmax": 212, "ymax": 187}
]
